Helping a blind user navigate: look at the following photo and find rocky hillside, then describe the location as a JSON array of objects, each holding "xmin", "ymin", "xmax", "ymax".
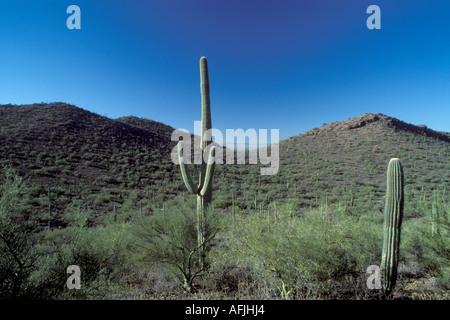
[{"xmin": 0, "ymin": 103, "xmax": 448, "ymax": 223}]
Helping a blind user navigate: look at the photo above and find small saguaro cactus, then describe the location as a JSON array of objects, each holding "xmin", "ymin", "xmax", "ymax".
[
  {"xmin": 380, "ymin": 158, "xmax": 404, "ymax": 296},
  {"xmin": 177, "ymin": 56, "xmax": 216, "ymax": 268},
  {"xmin": 431, "ymin": 191, "xmax": 440, "ymax": 237},
  {"xmin": 48, "ymin": 186, "xmax": 52, "ymax": 217}
]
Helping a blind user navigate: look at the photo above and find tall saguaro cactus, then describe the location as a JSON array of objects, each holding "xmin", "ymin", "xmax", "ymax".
[
  {"xmin": 178, "ymin": 56, "xmax": 216, "ymax": 268},
  {"xmin": 381, "ymin": 158, "xmax": 404, "ymax": 296}
]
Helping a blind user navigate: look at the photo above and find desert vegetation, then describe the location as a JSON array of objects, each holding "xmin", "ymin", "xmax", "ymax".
[
  {"xmin": 0, "ymin": 163, "xmax": 448, "ymax": 300},
  {"xmin": 0, "ymin": 59, "xmax": 448, "ymax": 300}
]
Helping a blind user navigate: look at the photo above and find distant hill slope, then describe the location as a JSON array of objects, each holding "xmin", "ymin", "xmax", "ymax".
[
  {"xmin": 217, "ymin": 112, "xmax": 449, "ymax": 216},
  {"xmin": 271, "ymin": 112, "xmax": 450, "ymax": 213},
  {"xmin": 115, "ymin": 115, "xmax": 176, "ymax": 140},
  {"xmin": 301, "ymin": 113, "xmax": 449, "ymax": 142},
  {"xmin": 0, "ymin": 103, "xmax": 176, "ymax": 183},
  {"xmin": 0, "ymin": 103, "xmax": 182, "ymax": 223},
  {"xmin": 0, "ymin": 103, "xmax": 448, "ymax": 224}
]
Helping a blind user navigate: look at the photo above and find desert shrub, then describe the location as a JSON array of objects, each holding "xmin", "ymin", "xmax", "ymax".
[
  {"xmin": 403, "ymin": 197, "xmax": 449, "ymax": 286},
  {"xmin": 87, "ymin": 192, "xmax": 115, "ymax": 206},
  {"xmin": 132, "ymin": 196, "xmax": 223, "ymax": 292},
  {"xmin": 223, "ymin": 203, "xmax": 382, "ymax": 299},
  {"xmin": 0, "ymin": 167, "xmax": 42, "ymax": 299},
  {"xmin": 34, "ymin": 200, "xmax": 134, "ymax": 299},
  {"xmin": 94, "ymin": 175, "xmax": 119, "ymax": 186}
]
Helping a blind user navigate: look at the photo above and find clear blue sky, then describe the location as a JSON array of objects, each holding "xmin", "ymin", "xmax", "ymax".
[{"xmin": 1, "ymin": 0, "xmax": 449, "ymax": 141}]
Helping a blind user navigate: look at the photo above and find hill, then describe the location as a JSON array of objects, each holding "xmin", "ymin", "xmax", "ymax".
[
  {"xmin": 214, "ymin": 112, "xmax": 449, "ymax": 216},
  {"xmin": 0, "ymin": 103, "xmax": 449, "ymax": 224},
  {"xmin": 115, "ymin": 115, "xmax": 176, "ymax": 140},
  {"xmin": 0, "ymin": 103, "xmax": 181, "ymax": 225}
]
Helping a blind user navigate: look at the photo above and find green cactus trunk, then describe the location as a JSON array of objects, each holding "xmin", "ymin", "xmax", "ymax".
[
  {"xmin": 430, "ymin": 191, "xmax": 440, "ymax": 237},
  {"xmin": 48, "ymin": 187, "xmax": 52, "ymax": 217},
  {"xmin": 198, "ymin": 57, "xmax": 213, "ymax": 257},
  {"xmin": 196, "ymin": 195, "xmax": 208, "ymax": 265},
  {"xmin": 178, "ymin": 56, "xmax": 216, "ymax": 269},
  {"xmin": 381, "ymin": 158, "xmax": 404, "ymax": 296}
]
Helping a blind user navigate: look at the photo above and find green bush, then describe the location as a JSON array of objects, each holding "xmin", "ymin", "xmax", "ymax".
[
  {"xmin": 404, "ymin": 196, "xmax": 449, "ymax": 287},
  {"xmin": 223, "ymin": 203, "xmax": 382, "ymax": 299},
  {"xmin": 36, "ymin": 200, "xmax": 134, "ymax": 299},
  {"xmin": 132, "ymin": 197, "xmax": 223, "ymax": 292},
  {"xmin": 0, "ymin": 167, "xmax": 53, "ymax": 299}
]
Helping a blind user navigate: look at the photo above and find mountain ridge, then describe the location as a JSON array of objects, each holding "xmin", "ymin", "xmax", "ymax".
[
  {"xmin": 303, "ymin": 112, "xmax": 449, "ymax": 142},
  {"xmin": 0, "ymin": 102, "xmax": 448, "ymax": 222},
  {"xmin": 2, "ymin": 103, "xmax": 448, "ymax": 143}
]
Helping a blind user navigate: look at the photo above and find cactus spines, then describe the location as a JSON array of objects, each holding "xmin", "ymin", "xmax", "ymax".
[
  {"xmin": 381, "ymin": 158, "xmax": 404, "ymax": 296},
  {"xmin": 177, "ymin": 56, "xmax": 216, "ymax": 268}
]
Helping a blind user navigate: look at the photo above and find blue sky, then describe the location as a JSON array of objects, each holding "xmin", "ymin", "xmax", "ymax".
[{"xmin": 1, "ymin": 0, "xmax": 449, "ymax": 142}]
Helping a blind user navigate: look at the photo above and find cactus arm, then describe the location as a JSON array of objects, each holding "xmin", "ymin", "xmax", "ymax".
[
  {"xmin": 178, "ymin": 141, "xmax": 197, "ymax": 194},
  {"xmin": 200, "ymin": 146, "xmax": 216, "ymax": 197}
]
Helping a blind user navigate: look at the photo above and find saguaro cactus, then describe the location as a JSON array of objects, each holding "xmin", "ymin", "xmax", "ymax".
[
  {"xmin": 48, "ymin": 187, "xmax": 52, "ymax": 217},
  {"xmin": 380, "ymin": 158, "xmax": 404, "ymax": 296},
  {"xmin": 178, "ymin": 56, "xmax": 216, "ymax": 268},
  {"xmin": 431, "ymin": 191, "xmax": 440, "ymax": 237}
]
